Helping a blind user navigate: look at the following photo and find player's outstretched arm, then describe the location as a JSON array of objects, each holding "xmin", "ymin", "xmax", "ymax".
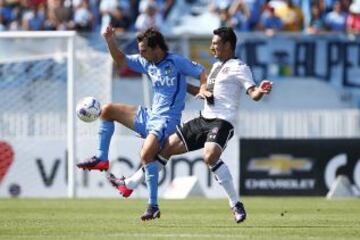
[
  {"xmin": 103, "ymin": 25, "xmax": 127, "ymax": 68},
  {"xmin": 248, "ymin": 80, "xmax": 273, "ymax": 101}
]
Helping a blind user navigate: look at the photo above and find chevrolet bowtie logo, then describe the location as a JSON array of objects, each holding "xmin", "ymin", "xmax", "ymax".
[{"xmin": 247, "ymin": 154, "xmax": 313, "ymax": 176}]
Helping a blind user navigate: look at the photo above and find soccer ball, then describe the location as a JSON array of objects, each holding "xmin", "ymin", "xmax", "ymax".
[{"xmin": 76, "ymin": 97, "xmax": 101, "ymax": 122}]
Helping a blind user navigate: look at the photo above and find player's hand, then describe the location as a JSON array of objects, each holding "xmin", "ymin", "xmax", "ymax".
[
  {"xmin": 103, "ymin": 25, "xmax": 115, "ymax": 42},
  {"xmin": 195, "ymin": 89, "xmax": 212, "ymax": 100},
  {"xmin": 259, "ymin": 80, "xmax": 273, "ymax": 94}
]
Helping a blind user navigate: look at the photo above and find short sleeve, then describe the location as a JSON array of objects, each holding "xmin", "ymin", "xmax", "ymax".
[
  {"xmin": 232, "ymin": 64, "xmax": 256, "ymax": 91},
  {"xmin": 125, "ymin": 54, "xmax": 146, "ymax": 73},
  {"xmin": 174, "ymin": 55, "xmax": 205, "ymax": 78}
]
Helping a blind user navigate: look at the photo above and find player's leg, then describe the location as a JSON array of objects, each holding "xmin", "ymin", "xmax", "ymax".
[
  {"xmin": 140, "ymin": 133, "xmax": 161, "ymax": 221},
  {"xmin": 106, "ymin": 154, "xmax": 167, "ymax": 198},
  {"xmin": 107, "ymin": 133, "xmax": 186, "ymax": 197},
  {"xmin": 139, "ymin": 117, "xmax": 188, "ymax": 221},
  {"xmin": 77, "ymin": 103, "xmax": 138, "ymax": 171},
  {"xmin": 107, "ymin": 121, "xmax": 194, "ymax": 197},
  {"xmin": 203, "ymin": 119, "xmax": 246, "ymax": 223}
]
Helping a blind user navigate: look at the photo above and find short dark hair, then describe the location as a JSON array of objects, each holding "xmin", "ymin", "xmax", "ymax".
[
  {"xmin": 136, "ymin": 28, "xmax": 169, "ymax": 51},
  {"xmin": 213, "ymin": 27, "xmax": 237, "ymax": 51}
]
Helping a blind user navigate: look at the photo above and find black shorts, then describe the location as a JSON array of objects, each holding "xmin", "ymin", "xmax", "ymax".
[{"xmin": 176, "ymin": 116, "xmax": 234, "ymax": 152}]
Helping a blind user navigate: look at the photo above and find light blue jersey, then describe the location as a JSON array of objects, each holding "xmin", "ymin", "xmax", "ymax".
[
  {"xmin": 125, "ymin": 52, "xmax": 204, "ymax": 145},
  {"xmin": 126, "ymin": 53, "xmax": 204, "ymax": 119}
]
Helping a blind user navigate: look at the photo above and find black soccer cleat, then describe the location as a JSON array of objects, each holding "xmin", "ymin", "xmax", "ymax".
[
  {"xmin": 232, "ymin": 202, "xmax": 247, "ymax": 223},
  {"xmin": 141, "ymin": 205, "xmax": 161, "ymax": 221},
  {"xmin": 76, "ymin": 156, "xmax": 109, "ymax": 171}
]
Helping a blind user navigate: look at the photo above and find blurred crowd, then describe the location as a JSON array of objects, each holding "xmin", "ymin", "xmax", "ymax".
[
  {"xmin": 0, "ymin": 0, "xmax": 174, "ymax": 32},
  {"xmin": 214, "ymin": 0, "xmax": 360, "ymax": 35},
  {"xmin": 1, "ymin": 0, "xmax": 360, "ymax": 34}
]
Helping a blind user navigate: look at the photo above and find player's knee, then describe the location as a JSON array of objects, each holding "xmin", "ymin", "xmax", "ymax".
[
  {"xmin": 140, "ymin": 150, "xmax": 154, "ymax": 164},
  {"xmin": 100, "ymin": 103, "xmax": 114, "ymax": 120},
  {"xmin": 203, "ymin": 151, "xmax": 219, "ymax": 166},
  {"xmin": 160, "ymin": 143, "xmax": 174, "ymax": 159}
]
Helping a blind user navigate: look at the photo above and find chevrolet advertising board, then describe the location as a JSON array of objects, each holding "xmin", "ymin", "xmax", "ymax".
[{"xmin": 240, "ymin": 139, "xmax": 360, "ymax": 196}]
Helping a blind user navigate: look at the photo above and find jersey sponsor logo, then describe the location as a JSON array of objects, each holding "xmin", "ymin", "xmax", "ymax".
[
  {"xmin": 149, "ymin": 65, "xmax": 176, "ymax": 87},
  {"xmin": 153, "ymin": 75, "xmax": 175, "ymax": 87}
]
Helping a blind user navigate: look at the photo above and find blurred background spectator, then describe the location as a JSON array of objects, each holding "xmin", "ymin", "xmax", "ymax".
[
  {"xmin": 325, "ymin": 0, "xmax": 347, "ymax": 32},
  {"xmin": 209, "ymin": 0, "xmax": 232, "ymax": 14},
  {"xmin": 135, "ymin": 1, "xmax": 163, "ymax": 31},
  {"xmin": 243, "ymin": 0, "xmax": 265, "ymax": 30},
  {"xmin": 274, "ymin": 0, "xmax": 304, "ymax": 32},
  {"xmin": 306, "ymin": 3, "xmax": 325, "ymax": 34},
  {"xmin": 73, "ymin": 0, "xmax": 93, "ymax": 32},
  {"xmin": 258, "ymin": 4, "xmax": 283, "ymax": 36},
  {"xmin": 99, "ymin": 0, "xmax": 118, "ymax": 32},
  {"xmin": 110, "ymin": 6, "xmax": 131, "ymax": 32},
  {"xmin": 228, "ymin": 0, "xmax": 250, "ymax": 31},
  {"xmin": 0, "ymin": 12, "xmax": 5, "ymax": 31},
  {"xmin": 22, "ymin": 4, "xmax": 46, "ymax": 31},
  {"xmin": 347, "ymin": 0, "xmax": 360, "ymax": 33}
]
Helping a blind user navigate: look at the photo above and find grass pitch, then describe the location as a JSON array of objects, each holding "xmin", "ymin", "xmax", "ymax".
[{"xmin": 0, "ymin": 197, "xmax": 359, "ymax": 240}]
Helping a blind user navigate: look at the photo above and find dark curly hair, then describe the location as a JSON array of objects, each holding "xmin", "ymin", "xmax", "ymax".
[{"xmin": 136, "ymin": 28, "xmax": 169, "ymax": 51}]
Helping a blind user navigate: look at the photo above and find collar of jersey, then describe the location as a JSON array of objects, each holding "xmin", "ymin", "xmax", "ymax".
[{"xmin": 152, "ymin": 52, "xmax": 169, "ymax": 66}]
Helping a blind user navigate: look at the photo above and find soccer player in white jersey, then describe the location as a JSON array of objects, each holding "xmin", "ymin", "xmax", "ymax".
[
  {"xmin": 77, "ymin": 26, "xmax": 207, "ymax": 221},
  {"xmin": 107, "ymin": 27, "xmax": 272, "ymax": 223}
]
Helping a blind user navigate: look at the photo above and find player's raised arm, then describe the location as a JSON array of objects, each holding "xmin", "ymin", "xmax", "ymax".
[
  {"xmin": 247, "ymin": 80, "xmax": 273, "ymax": 101},
  {"xmin": 103, "ymin": 25, "xmax": 127, "ymax": 68}
]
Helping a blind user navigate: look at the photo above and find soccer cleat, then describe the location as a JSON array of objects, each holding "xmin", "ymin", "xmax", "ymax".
[
  {"xmin": 232, "ymin": 202, "xmax": 247, "ymax": 223},
  {"xmin": 117, "ymin": 182, "xmax": 134, "ymax": 198},
  {"xmin": 106, "ymin": 173, "xmax": 133, "ymax": 198},
  {"xmin": 140, "ymin": 205, "xmax": 161, "ymax": 221},
  {"xmin": 76, "ymin": 156, "xmax": 109, "ymax": 171}
]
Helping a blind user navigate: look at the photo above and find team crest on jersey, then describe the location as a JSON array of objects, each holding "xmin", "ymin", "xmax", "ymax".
[
  {"xmin": 149, "ymin": 66, "xmax": 157, "ymax": 76},
  {"xmin": 211, "ymin": 127, "xmax": 219, "ymax": 134},
  {"xmin": 164, "ymin": 65, "xmax": 172, "ymax": 75}
]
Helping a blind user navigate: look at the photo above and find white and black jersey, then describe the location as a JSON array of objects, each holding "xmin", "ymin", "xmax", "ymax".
[
  {"xmin": 176, "ymin": 58, "xmax": 255, "ymax": 152},
  {"xmin": 202, "ymin": 58, "xmax": 256, "ymax": 127}
]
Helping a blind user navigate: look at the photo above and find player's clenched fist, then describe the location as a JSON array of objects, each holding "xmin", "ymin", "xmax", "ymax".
[{"xmin": 259, "ymin": 80, "xmax": 273, "ymax": 94}]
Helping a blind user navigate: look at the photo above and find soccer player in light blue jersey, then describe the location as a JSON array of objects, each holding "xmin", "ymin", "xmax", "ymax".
[{"xmin": 77, "ymin": 25, "xmax": 208, "ymax": 221}]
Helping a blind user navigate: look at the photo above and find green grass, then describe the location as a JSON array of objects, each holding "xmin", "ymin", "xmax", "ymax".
[{"xmin": 0, "ymin": 198, "xmax": 359, "ymax": 240}]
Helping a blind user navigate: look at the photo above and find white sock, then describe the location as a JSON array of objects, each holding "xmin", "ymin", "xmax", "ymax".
[
  {"xmin": 124, "ymin": 155, "xmax": 168, "ymax": 190},
  {"xmin": 124, "ymin": 167, "xmax": 145, "ymax": 190},
  {"xmin": 211, "ymin": 159, "xmax": 239, "ymax": 208}
]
